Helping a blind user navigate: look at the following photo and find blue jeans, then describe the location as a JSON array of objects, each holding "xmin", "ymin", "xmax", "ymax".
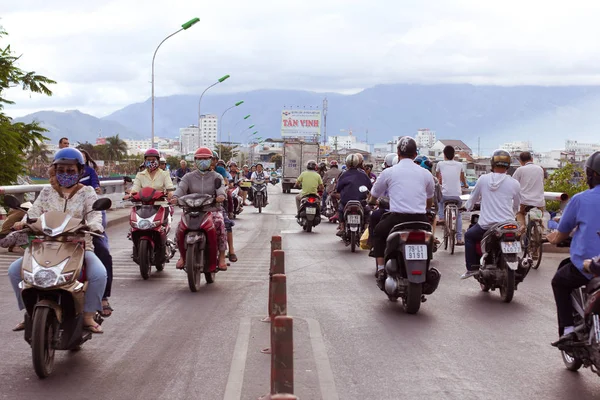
[
  {"xmin": 8, "ymin": 251, "xmax": 107, "ymax": 313},
  {"xmin": 464, "ymin": 224, "xmax": 487, "ymax": 271},
  {"xmin": 441, "ymin": 195, "xmax": 463, "ymax": 241}
]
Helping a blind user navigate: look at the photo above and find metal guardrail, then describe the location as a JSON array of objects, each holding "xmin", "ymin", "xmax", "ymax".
[
  {"xmin": 0, "ymin": 180, "xmax": 128, "ymax": 209},
  {"xmin": 460, "ymin": 191, "xmax": 568, "ymax": 202}
]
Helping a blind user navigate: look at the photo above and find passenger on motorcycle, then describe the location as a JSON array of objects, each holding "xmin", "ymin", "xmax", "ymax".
[
  {"xmin": 364, "ymin": 163, "xmax": 377, "ymax": 183},
  {"xmin": 462, "ymin": 150, "xmax": 521, "ymax": 279},
  {"xmin": 251, "ymin": 163, "xmax": 270, "ymax": 204},
  {"xmin": 368, "ymin": 137, "xmax": 434, "ymax": 281},
  {"xmin": 415, "ymin": 155, "xmax": 442, "ymax": 247},
  {"xmin": 125, "ymin": 148, "xmax": 174, "ymax": 200},
  {"xmin": 8, "ymin": 148, "xmax": 108, "ymax": 333},
  {"xmin": 512, "ymin": 151, "xmax": 546, "ymax": 234},
  {"xmin": 548, "ymin": 151, "xmax": 600, "ymax": 346},
  {"xmin": 318, "ymin": 162, "xmax": 327, "ymax": 179},
  {"xmin": 334, "ymin": 153, "xmax": 373, "ymax": 236},
  {"xmin": 436, "ymin": 145, "xmax": 469, "ymax": 245},
  {"xmin": 171, "ymin": 147, "xmax": 229, "ymax": 271},
  {"xmin": 215, "ymin": 160, "xmax": 238, "ymax": 263},
  {"xmin": 322, "ymin": 160, "xmax": 342, "ymax": 211},
  {"xmin": 294, "ymin": 160, "xmax": 324, "ymax": 215}
]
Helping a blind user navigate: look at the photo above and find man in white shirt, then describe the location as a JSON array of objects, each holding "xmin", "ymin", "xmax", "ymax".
[
  {"xmin": 512, "ymin": 151, "xmax": 545, "ymax": 233},
  {"xmin": 462, "ymin": 150, "xmax": 521, "ymax": 279},
  {"xmin": 369, "ymin": 136, "xmax": 435, "ymax": 282},
  {"xmin": 436, "ymin": 145, "xmax": 469, "ymax": 245}
]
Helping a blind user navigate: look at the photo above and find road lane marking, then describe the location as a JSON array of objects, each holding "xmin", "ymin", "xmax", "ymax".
[
  {"xmin": 223, "ymin": 317, "xmax": 252, "ymax": 400},
  {"xmin": 304, "ymin": 317, "xmax": 340, "ymax": 400}
]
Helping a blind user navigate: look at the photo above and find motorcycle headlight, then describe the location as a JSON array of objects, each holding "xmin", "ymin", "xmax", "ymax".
[
  {"xmin": 23, "ymin": 270, "xmax": 34, "ymax": 285},
  {"xmin": 137, "ymin": 219, "xmax": 153, "ymax": 230},
  {"xmin": 33, "ymin": 269, "xmax": 58, "ymax": 288}
]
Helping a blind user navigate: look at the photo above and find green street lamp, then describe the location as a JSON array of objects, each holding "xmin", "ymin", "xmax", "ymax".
[
  {"xmin": 218, "ymin": 101, "xmax": 244, "ymax": 158},
  {"xmin": 151, "ymin": 17, "xmax": 200, "ymax": 146},
  {"xmin": 198, "ymin": 74, "xmax": 231, "ymax": 146}
]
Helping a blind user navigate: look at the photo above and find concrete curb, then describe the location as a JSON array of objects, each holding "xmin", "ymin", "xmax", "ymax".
[
  {"xmin": 106, "ymin": 210, "xmax": 131, "ymax": 229},
  {"xmin": 543, "ymin": 242, "xmax": 570, "ymax": 254}
]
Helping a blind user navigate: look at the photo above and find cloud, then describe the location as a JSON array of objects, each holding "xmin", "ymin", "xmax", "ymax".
[{"xmin": 3, "ymin": 0, "xmax": 600, "ymax": 117}]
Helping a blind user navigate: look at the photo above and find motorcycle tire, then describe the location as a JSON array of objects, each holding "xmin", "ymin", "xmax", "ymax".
[
  {"xmin": 306, "ymin": 221, "xmax": 313, "ymax": 233},
  {"xmin": 186, "ymin": 242, "xmax": 202, "ymax": 292},
  {"xmin": 31, "ymin": 307, "xmax": 56, "ymax": 379},
  {"xmin": 350, "ymin": 231, "xmax": 356, "ymax": 253},
  {"xmin": 500, "ymin": 258, "xmax": 515, "ymax": 303},
  {"xmin": 403, "ymin": 282, "xmax": 422, "ymax": 314},
  {"xmin": 561, "ymin": 351, "xmax": 583, "ymax": 371},
  {"xmin": 531, "ymin": 223, "xmax": 543, "ymax": 269},
  {"xmin": 259, "ymin": 205, "xmax": 262, "ymax": 213},
  {"xmin": 139, "ymin": 240, "xmax": 152, "ymax": 280}
]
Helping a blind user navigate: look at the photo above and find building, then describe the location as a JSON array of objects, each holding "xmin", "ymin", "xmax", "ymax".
[
  {"xmin": 500, "ymin": 141, "xmax": 532, "ymax": 154},
  {"xmin": 199, "ymin": 114, "xmax": 218, "ymax": 149},
  {"xmin": 428, "ymin": 140, "xmax": 472, "ymax": 158},
  {"xmin": 415, "ymin": 129, "xmax": 436, "ymax": 150},
  {"xmin": 123, "ymin": 138, "xmax": 152, "ymax": 155},
  {"xmin": 565, "ymin": 140, "xmax": 600, "ymax": 155},
  {"xmin": 179, "ymin": 126, "xmax": 200, "ymax": 155},
  {"xmin": 327, "ymin": 134, "xmax": 369, "ymax": 152}
]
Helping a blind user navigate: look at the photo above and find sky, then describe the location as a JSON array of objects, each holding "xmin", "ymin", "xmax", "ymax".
[{"xmin": 3, "ymin": 0, "xmax": 600, "ymax": 118}]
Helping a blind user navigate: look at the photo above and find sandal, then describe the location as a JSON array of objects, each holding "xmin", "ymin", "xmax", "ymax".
[
  {"xmin": 228, "ymin": 253, "xmax": 238, "ymax": 262},
  {"xmin": 100, "ymin": 299, "xmax": 113, "ymax": 317},
  {"xmin": 12, "ymin": 321, "xmax": 25, "ymax": 332},
  {"xmin": 176, "ymin": 258, "xmax": 185, "ymax": 269},
  {"xmin": 84, "ymin": 323, "xmax": 104, "ymax": 334},
  {"xmin": 456, "ymin": 240, "xmax": 465, "ymax": 246},
  {"xmin": 218, "ymin": 261, "xmax": 228, "ymax": 271}
]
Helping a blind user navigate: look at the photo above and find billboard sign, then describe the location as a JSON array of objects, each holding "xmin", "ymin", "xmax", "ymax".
[{"xmin": 281, "ymin": 109, "xmax": 321, "ymax": 137}]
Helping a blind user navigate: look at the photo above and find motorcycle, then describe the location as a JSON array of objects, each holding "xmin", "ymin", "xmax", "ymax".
[
  {"xmin": 468, "ymin": 210, "xmax": 531, "ymax": 303},
  {"xmin": 128, "ymin": 187, "xmax": 176, "ymax": 280},
  {"xmin": 252, "ymin": 178, "xmax": 268, "ymax": 213},
  {"xmin": 323, "ymin": 177, "xmax": 339, "ymax": 222},
  {"xmin": 343, "ymin": 199, "xmax": 367, "ymax": 253},
  {"xmin": 4, "ymin": 195, "xmax": 112, "ymax": 378},
  {"xmin": 228, "ymin": 185, "xmax": 243, "ymax": 219},
  {"xmin": 378, "ymin": 218, "xmax": 440, "ymax": 314},
  {"xmin": 176, "ymin": 191, "xmax": 222, "ymax": 292},
  {"xmin": 297, "ymin": 194, "xmax": 322, "ymax": 233}
]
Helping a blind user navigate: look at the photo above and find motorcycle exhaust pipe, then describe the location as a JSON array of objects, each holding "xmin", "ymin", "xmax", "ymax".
[
  {"xmin": 384, "ymin": 276, "xmax": 398, "ymax": 296},
  {"xmin": 521, "ymin": 257, "xmax": 532, "ymax": 269}
]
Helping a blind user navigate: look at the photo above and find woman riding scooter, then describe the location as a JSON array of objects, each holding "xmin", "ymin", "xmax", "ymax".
[{"xmin": 7, "ymin": 148, "xmax": 107, "ymax": 333}]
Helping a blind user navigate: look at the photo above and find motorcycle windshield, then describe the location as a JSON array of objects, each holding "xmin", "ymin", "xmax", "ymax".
[{"xmin": 136, "ymin": 205, "xmax": 159, "ymax": 219}]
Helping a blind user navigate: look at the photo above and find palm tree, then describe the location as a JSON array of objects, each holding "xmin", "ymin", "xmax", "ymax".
[
  {"xmin": 105, "ymin": 134, "xmax": 128, "ymax": 162},
  {"xmin": 76, "ymin": 141, "xmax": 95, "ymax": 156},
  {"xmin": 27, "ymin": 141, "xmax": 52, "ymax": 175}
]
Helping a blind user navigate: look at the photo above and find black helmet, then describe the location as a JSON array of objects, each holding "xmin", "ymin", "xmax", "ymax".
[
  {"xmin": 397, "ymin": 136, "xmax": 417, "ymax": 158},
  {"xmin": 319, "ymin": 162, "xmax": 327, "ymax": 170},
  {"xmin": 491, "ymin": 149, "xmax": 511, "ymax": 169},
  {"xmin": 307, "ymin": 160, "xmax": 317, "ymax": 170},
  {"xmin": 585, "ymin": 151, "xmax": 600, "ymax": 187}
]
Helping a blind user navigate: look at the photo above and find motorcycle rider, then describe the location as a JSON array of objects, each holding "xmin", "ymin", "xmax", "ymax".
[
  {"xmin": 215, "ymin": 160, "xmax": 238, "ymax": 263},
  {"xmin": 368, "ymin": 137, "xmax": 434, "ymax": 282},
  {"xmin": 364, "ymin": 163, "xmax": 377, "ymax": 182},
  {"xmin": 436, "ymin": 145, "xmax": 469, "ymax": 245},
  {"xmin": 294, "ymin": 160, "xmax": 324, "ymax": 216},
  {"xmin": 548, "ymin": 151, "xmax": 600, "ymax": 346},
  {"xmin": 176, "ymin": 160, "xmax": 191, "ymax": 183},
  {"xmin": 318, "ymin": 162, "xmax": 327, "ymax": 179},
  {"xmin": 512, "ymin": 151, "xmax": 546, "ymax": 234},
  {"xmin": 322, "ymin": 160, "xmax": 342, "ymax": 211},
  {"xmin": 334, "ymin": 153, "xmax": 373, "ymax": 237},
  {"xmin": 125, "ymin": 149, "xmax": 174, "ymax": 200},
  {"xmin": 416, "ymin": 155, "xmax": 442, "ymax": 247},
  {"xmin": 8, "ymin": 148, "xmax": 107, "ymax": 333},
  {"xmin": 462, "ymin": 150, "xmax": 521, "ymax": 279},
  {"xmin": 159, "ymin": 158, "xmax": 167, "ymax": 171},
  {"xmin": 171, "ymin": 147, "xmax": 229, "ymax": 271},
  {"xmin": 251, "ymin": 163, "xmax": 270, "ymax": 204}
]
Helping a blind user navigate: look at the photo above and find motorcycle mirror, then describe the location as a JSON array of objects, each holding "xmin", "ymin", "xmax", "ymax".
[
  {"xmin": 359, "ymin": 186, "xmax": 368, "ymax": 193},
  {"xmin": 92, "ymin": 198, "xmax": 112, "ymax": 211},
  {"xmin": 3, "ymin": 195, "xmax": 22, "ymax": 210}
]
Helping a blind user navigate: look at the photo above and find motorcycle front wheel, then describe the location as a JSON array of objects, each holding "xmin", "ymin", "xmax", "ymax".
[
  {"xmin": 139, "ymin": 240, "xmax": 152, "ymax": 280},
  {"xmin": 186, "ymin": 242, "xmax": 202, "ymax": 292},
  {"xmin": 31, "ymin": 307, "xmax": 56, "ymax": 379}
]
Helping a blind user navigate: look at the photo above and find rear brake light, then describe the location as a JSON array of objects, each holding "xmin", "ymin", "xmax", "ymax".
[
  {"xmin": 411, "ymin": 270, "xmax": 423, "ymax": 275},
  {"xmin": 502, "ymin": 224, "xmax": 518, "ymax": 230},
  {"xmin": 307, "ymin": 197, "xmax": 316, "ymax": 203},
  {"xmin": 408, "ymin": 231, "xmax": 425, "ymax": 242},
  {"xmin": 504, "ymin": 232, "xmax": 515, "ymax": 239}
]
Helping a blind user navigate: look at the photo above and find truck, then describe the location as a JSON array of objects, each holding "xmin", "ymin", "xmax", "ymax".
[{"xmin": 281, "ymin": 139, "xmax": 320, "ymax": 194}]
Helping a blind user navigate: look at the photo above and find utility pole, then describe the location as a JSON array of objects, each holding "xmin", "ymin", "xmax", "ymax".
[
  {"xmin": 477, "ymin": 137, "xmax": 481, "ymax": 158},
  {"xmin": 322, "ymin": 97, "xmax": 328, "ymax": 146}
]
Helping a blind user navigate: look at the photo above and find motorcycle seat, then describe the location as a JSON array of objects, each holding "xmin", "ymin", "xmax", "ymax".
[
  {"xmin": 391, "ymin": 221, "xmax": 432, "ymax": 233},
  {"xmin": 443, "ymin": 199, "xmax": 461, "ymax": 206},
  {"xmin": 586, "ymin": 277, "xmax": 600, "ymax": 294}
]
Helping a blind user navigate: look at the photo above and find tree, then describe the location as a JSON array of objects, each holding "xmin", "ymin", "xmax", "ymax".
[
  {"xmin": 544, "ymin": 162, "xmax": 588, "ymax": 211},
  {"xmin": 270, "ymin": 154, "xmax": 282, "ymax": 169},
  {"xmin": 215, "ymin": 144, "xmax": 239, "ymax": 162},
  {"xmin": 27, "ymin": 140, "xmax": 52, "ymax": 175},
  {"xmin": 0, "ymin": 27, "xmax": 56, "ymax": 185},
  {"xmin": 166, "ymin": 155, "xmax": 182, "ymax": 170},
  {"xmin": 105, "ymin": 134, "xmax": 128, "ymax": 162}
]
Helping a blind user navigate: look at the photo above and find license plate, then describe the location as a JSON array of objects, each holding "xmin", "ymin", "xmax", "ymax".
[
  {"xmin": 306, "ymin": 207, "xmax": 316, "ymax": 215},
  {"xmin": 347, "ymin": 215, "xmax": 361, "ymax": 224},
  {"xmin": 501, "ymin": 241, "xmax": 521, "ymax": 254},
  {"xmin": 405, "ymin": 245, "xmax": 427, "ymax": 260}
]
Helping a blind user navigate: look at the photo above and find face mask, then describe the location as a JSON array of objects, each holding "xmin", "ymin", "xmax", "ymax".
[
  {"xmin": 196, "ymin": 159, "xmax": 212, "ymax": 172},
  {"xmin": 56, "ymin": 172, "xmax": 80, "ymax": 188},
  {"xmin": 145, "ymin": 160, "xmax": 159, "ymax": 171}
]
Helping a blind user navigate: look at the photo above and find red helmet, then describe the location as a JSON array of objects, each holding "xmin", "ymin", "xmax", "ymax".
[
  {"xmin": 329, "ymin": 160, "xmax": 338, "ymax": 167},
  {"xmin": 144, "ymin": 148, "xmax": 160, "ymax": 159},
  {"xmin": 194, "ymin": 146, "xmax": 213, "ymax": 159}
]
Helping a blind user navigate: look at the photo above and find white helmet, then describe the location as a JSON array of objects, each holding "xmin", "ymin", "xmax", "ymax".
[
  {"xmin": 393, "ymin": 155, "xmax": 398, "ymax": 165},
  {"xmin": 383, "ymin": 153, "xmax": 396, "ymax": 168}
]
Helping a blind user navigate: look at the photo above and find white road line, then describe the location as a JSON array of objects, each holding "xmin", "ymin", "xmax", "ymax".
[
  {"xmin": 223, "ymin": 317, "xmax": 252, "ymax": 400},
  {"xmin": 304, "ymin": 317, "xmax": 340, "ymax": 400}
]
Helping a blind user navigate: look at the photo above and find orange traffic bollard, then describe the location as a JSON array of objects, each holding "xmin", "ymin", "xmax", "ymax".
[
  {"xmin": 264, "ymin": 249, "xmax": 285, "ymax": 323},
  {"xmin": 271, "ymin": 316, "xmax": 294, "ymax": 395},
  {"xmin": 270, "ymin": 236, "xmax": 282, "ymax": 274},
  {"xmin": 262, "ymin": 273, "xmax": 287, "ymax": 354}
]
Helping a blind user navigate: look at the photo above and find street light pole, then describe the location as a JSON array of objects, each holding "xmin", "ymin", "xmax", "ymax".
[
  {"xmin": 151, "ymin": 17, "xmax": 200, "ymax": 147},
  {"xmin": 218, "ymin": 101, "xmax": 244, "ymax": 158},
  {"xmin": 198, "ymin": 74, "xmax": 230, "ymax": 146}
]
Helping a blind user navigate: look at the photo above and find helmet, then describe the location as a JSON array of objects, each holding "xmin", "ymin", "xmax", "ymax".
[
  {"xmin": 490, "ymin": 149, "xmax": 512, "ymax": 169},
  {"xmin": 228, "ymin": 161, "xmax": 238, "ymax": 168},
  {"xmin": 585, "ymin": 151, "xmax": 600, "ymax": 187},
  {"xmin": 256, "ymin": 163, "xmax": 263, "ymax": 168},
  {"xmin": 319, "ymin": 162, "xmax": 327, "ymax": 169},
  {"xmin": 329, "ymin": 160, "xmax": 338, "ymax": 167},
  {"xmin": 194, "ymin": 146, "xmax": 213, "ymax": 159},
  {"xmin": 211, "ymin": 150, "xmax": 219, "ymax": 159},
  {"xmin": 383, "ymin": 153, "xmax": 396, "ymax": 168},
  {"xmin": 144, "ymin": 148, "xmax": 160, "ymax": 159},
  {"xmin": 159, "ymin": 157, "xmax": 166, "ymax": 164},
  {"xmin": 217, "ymin": 159, "xmax": 226, "ymax": 167},
  {"xmin": 393, "ymin": 155, "xmax": 399, "ymax": 165},
  {"xmin": 307, "ymin": 160, "xmax": 317, "ymax": 170},
  {"xmin": 345, "ymin": 153, "xmax": 361, "ymax": 169},
  {"xmin": 53, "ymin": 148, "xmax": 85, "ymax": 166},
  {"xmin": 397, "ymin": 136, "xmax": 418, "ymax": 158},
  {"xmin": 242, "ymin": 164, "xmax": 248, "ymax": 169},
  {"xmin": 414, "ymin": 155, "xmax": 433, "ymax": 171},
  {"xmin": 364, "ymin": 163, "xmax": 373, "ymax": 170},
  {"xmin": 341, "ymin": 165, "xmax": 347, "ymax": 170}
]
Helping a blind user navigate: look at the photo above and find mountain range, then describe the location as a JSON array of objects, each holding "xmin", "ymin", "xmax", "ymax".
[{"xmin": 15, "ymin": 84, "xmax": 600, "ymax": 152}]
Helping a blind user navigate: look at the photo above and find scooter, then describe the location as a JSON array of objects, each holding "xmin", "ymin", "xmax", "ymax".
[
  {"xmin": 252, "ymin": 178, "xmax": 268, "ymax": 213},
  {"xmin": 3, "ymin": 195, "xmax": 112, "ymax": 378},
  {"xmin": 343, "ymin": 200, "xmax": 366, "ymax": 252},
  {"xmin": 128, "ymin": 187, "xmax": 175, "ymax": 280},
  {"xmin": 297, "ymin": 194, "xmax": 322, "ymax": 233},
  {"xmin": 228, "ymin": 185, "xmax": 243, "ymax": 219}
]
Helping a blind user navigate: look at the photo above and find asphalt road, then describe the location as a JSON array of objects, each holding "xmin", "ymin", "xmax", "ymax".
[{"xmin": 1, "ymin": 187, "xmax": 599, "ymax": 399}]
